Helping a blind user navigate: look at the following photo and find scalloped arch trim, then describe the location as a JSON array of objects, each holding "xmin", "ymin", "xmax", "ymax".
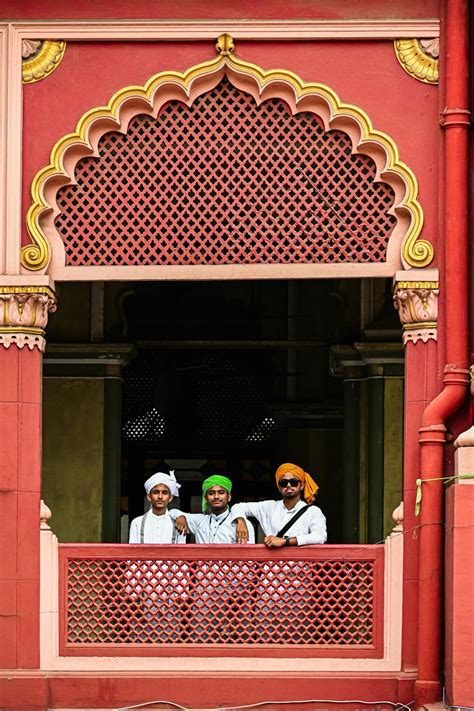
[{"xmin": 22, "ymin": 36, "xmax": 434, "ymax": 274}]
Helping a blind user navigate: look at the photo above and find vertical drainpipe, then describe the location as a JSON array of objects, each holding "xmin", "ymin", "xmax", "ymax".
[{"xmin": 414, "ymin": 0, "xmax": 471, "ymax": 706}]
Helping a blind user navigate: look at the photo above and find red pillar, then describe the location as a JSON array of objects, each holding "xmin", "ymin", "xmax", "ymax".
[
  {"xmin": 0, "ymin": 346, "xmax": 42, "ymax": 668},
  {"xmin": 401, "ymin": 338, "xmax": 438, "ymax": 670},
  {"xmin": 0, "ymin": 285, "xmax": 56, "ymax": 669},
  {"xmin": 413, "ymin": 0, "xmax": 470, "ymax": 704}
]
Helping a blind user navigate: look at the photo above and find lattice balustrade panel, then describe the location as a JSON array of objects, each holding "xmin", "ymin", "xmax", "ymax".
[
  {"xmin": 59, "ymin": 547, "xmax": 384, "ymax": 655},
  {"xmin": 55, "ymin": 81, "xmax": 396, "ymax": 266}
]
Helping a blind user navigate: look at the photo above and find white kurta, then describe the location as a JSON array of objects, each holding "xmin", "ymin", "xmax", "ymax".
[
  {"xmin": 169, "ymin": 507, "xmax": 255, "ymax": 544},
  {"xmin": 126, "ymin": 510, "xmax": 188, "ymax": 642},
  {"xmin": 230, "ymin": 498, "xmax": 327, "ymax": 545},
  {"xmin": 230, "ymin": 499, "xmax": 326, "ymax": 642},
  {"xmin": 128, "ymin": 509, "xmax": 186, "ymax": 544}
]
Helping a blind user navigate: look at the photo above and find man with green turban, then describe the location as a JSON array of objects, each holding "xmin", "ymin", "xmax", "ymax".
[{"xmin": 170, "ymin": 475, "xmax": 255, "ymax": 543}]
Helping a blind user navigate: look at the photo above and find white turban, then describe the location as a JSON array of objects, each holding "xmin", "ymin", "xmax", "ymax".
[{"xmin": 144, "ymin": 471, "xmax": 181, "ymax": 497}]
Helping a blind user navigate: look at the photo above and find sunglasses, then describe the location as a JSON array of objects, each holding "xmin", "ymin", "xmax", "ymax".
[{"xmin": 278, "ymin": 477, "xmax": 300, "ymax": 488}]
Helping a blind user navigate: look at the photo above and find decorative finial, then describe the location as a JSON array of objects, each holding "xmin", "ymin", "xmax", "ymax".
[
  {"xmin": 216, "ymin": 34, "xmax": 235, "ymax": 57},
  {"xmin": 40, "ymin": 499, "xmax": 52, "ymax": 530},
  {"xmin": 454, "ymin": 425, "xmax": 474, "ymax": 449},
  {"xmin": 392, "ymin": 501, "xmax": 404, "ymax": 532}
]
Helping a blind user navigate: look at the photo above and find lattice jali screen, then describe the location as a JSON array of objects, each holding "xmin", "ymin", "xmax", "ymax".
[
  {"xmin": 59, "ymin": 545, "xmax": 384, "ymax": 657},
  {"xmin": 54, "ymin": 81, "xmax": 396, "ymax": 267},
  {"xmin": 122, "ymin": 349, "xmax": 274, "ymax": 445}
]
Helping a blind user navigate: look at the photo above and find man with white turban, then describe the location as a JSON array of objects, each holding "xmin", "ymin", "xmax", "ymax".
[
  {"xmin": 128, "ymin": 471, "xmax": 186, "ymax": 544},
  {"xmin": 126, "ymin": 471, "xmax": 187, "ymax": 642}
]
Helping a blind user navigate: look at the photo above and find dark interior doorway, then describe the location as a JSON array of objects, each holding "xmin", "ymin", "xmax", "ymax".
[{"xmin": 120, "ymin": 279, "xmax": 354, "ymax": 543}]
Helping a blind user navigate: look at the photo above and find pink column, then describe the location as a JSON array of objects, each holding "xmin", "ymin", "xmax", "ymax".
[
  {"xmin": 0, "ymin": 286, "xmax": 56, "ymax": 668},
  {"xmin": 402, "ymin": 339, "xmax": 438, "ymax": 669},
  {"xmin": 445, "ymin": 428, "xmax": 474, "ymax": 708},
  {"xmin": 393, "ymin": 275, "xmax": 439, "ymax": 670}
]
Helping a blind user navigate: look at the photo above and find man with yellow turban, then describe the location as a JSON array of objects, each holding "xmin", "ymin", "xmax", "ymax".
[
  {"xmin": 230, "ymin": 463, "xmax": 326, "ymax": 547},
  {"xmin": 169, "ymin": 474, "xmax": 255, "ymax": 543}
]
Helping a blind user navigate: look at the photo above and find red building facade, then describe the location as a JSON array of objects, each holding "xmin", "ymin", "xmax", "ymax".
[{"xmin": 0, "ymin": 1, "xmax": 472, "ymax": 709}]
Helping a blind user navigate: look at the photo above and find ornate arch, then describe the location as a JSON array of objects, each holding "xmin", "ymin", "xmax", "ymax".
[{"xmin": 21, "ymin": 34, "xmax": 433, "ymax": 278}]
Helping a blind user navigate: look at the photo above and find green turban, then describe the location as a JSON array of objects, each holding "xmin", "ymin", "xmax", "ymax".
[{"xmin": 202, "ymin": 475, "xmax": 232, "ymax": 512}]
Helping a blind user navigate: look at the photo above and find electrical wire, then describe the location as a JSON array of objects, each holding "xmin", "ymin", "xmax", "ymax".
[{"xmin": 117, "ymin": 697, "xmax": 415, "ymax": 711}]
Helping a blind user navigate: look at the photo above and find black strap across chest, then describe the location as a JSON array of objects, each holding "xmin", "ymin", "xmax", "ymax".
[{"xmin": 276, "ymin": 504, "xmax": 310, "ymax": 538}]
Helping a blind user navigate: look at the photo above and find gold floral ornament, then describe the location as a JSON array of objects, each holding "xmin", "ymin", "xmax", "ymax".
[
  {"xmin": 216, "ymin": 33, "xmax": 235, "ymax": 56},
  {"xmin": 22, "ymin": 40, "xmax": 66, "ymax": 84},
  {"xmin": 394, "ymin": 38, "xmax": 439, "ymax": 84},
  {"xmin": 22, "ymin": 34, "xmax": 434, "ymax": 272}
]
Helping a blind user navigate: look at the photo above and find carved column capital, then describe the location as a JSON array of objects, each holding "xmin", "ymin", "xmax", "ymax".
[
  {"xmin": 393, "ymin": 279, "xmax": 438, "ymax": 345},
  {"xmin": 0, "ymin": 286, "xmax": 57, "ymax": 351}
]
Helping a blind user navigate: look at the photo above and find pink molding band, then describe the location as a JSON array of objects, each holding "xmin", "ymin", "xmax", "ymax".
[{"xmin": 11, "ymin": 19, "xmax": 440, "ymax": 41}]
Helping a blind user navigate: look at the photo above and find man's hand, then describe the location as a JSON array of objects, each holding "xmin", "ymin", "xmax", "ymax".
[
  {"xmin": 174, "ymin": 515, "xmax": 190, "ymax": 535},
  {"xmin": 264, "ymin": 536, "xmax": 286, "ymax": 548},
  {"xmin": 235, "ymin": 518, "xmax": 249, "ymax": 544}
]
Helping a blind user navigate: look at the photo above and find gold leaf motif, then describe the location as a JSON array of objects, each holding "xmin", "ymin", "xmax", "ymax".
[
  {"xmin": 22, "ymin": 40, "xmax": 66, "ymax": 84},
  {"xmin": 216, "ymin": 33, "xmax": 235, "ymax": 56},
  {"xmin": 394, "ymin": 39, "xmax": 439, "ymax": 85}
]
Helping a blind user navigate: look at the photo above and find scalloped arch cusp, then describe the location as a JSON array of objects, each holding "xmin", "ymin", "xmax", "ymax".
[{"xmin": 21, "ymin": 38, "xmax": 434, "ymax": 272}]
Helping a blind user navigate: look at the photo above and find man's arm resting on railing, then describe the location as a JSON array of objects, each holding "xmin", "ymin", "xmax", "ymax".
[
  {"xmin": 168, "ymin": 509, "xmax": 204, "ymax": 535},
  {"xmin": 231, "ymin": 501, "xmax": 271, "ymax": 543},
  {"xmin": 263, "ymin": 535, "xmax": 298, "ymax": 548}
]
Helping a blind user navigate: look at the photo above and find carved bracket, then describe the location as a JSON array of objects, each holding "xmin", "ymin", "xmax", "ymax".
[
  {"xmin": 393, "ymin": 279, "xmax": 438, "ymax": 345},
  {"xmin": 0, "ymin": 286, "xmax": 57, "ymax": 351}
]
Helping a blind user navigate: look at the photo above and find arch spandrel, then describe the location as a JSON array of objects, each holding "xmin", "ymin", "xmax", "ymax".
[{"xmin": 21, "ymin": 34, "xmax": 434, "ymax": 279}]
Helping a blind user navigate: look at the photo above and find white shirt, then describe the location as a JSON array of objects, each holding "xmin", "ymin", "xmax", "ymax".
[
  {"xmin": 128, "ymin": 509, "xmax": 186, "ymax": 544},
  {"xmin": 169, "ymin": 507, "xmax": 255, "ymax": 544},
  {"xmin": 230, "ymin": 498, "xmax": 327, "ymax": 546}
]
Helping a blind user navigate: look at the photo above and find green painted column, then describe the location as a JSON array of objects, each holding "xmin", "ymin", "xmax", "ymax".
[
  {"xmin": 102, "ymin": 364, "xmax": 123, "ymax": 542},
  {"xmin": 43, "ymin": 344, "xmax": 134, "ymax": 543},
  {"xmin": 383, "ymin": 374, "xmax": 404, "ymax": 536},
  {"xmin": 331, "ymin": 342, "xmax": 404, "ymax": 544},
  {"xmin": 367, "ymin": 364, "xmax": 385, "ymax": 543},
  {"xmin": 342, "ymin": 365, "xmax": 363, "ymax": 543}
]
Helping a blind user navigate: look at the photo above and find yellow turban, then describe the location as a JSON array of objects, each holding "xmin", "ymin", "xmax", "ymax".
[{"xmin": 275, "ymin": 463, "xmax": 319, "ymax": 505}]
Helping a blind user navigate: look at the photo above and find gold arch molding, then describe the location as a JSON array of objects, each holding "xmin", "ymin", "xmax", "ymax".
[{"xmin": 22, "ymin": 34, "xmax": 434, "ymax": 274}]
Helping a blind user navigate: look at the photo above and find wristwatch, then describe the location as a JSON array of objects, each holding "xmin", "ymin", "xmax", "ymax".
[{"xmin": 283, "ymin": 536, "xmax": 291, "ymax": 546}]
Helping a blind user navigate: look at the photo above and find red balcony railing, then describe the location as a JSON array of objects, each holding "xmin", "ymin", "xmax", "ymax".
[{"xmin": 58, "ymin": 544, "xmax": 384, "ymax": 658}]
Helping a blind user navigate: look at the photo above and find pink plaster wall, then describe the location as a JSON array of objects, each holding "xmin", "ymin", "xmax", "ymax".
[
  {"xmin": 0, "ymin": 0, "xmax": 440, "ymax": 21},
  {"xmin": 445, "ymin": 481, "xmax": 474, "ymax": 708}
]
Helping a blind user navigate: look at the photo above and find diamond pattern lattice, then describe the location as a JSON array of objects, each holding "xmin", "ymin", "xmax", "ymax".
[
  {"xmin": 61, "ymin": 548, "xmax": 383, "ymax": 653},
  {"xmin": 55, "ymin": 81, "xmax": 396, "ymax": 266}
]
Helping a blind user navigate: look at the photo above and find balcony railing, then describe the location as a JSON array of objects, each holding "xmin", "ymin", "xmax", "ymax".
[{"xmin": 57, "ymin": 543, "xmax": 385, "ymax": 658}]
